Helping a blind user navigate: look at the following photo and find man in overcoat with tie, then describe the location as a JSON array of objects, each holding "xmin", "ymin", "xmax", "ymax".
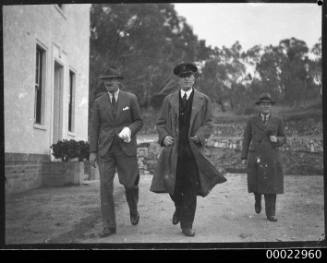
[
  {"xmin": 150, "ymin": 62, "xmax": 226, "ymax": 237},
  {"xmin": 241, "ymin": 93, "xmax": 286, "ymax": 222},
  {"xmin": 89, "ymin": 68, "xmax": 143, "ymax": 237}
]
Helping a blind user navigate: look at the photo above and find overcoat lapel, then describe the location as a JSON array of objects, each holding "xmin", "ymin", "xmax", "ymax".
[
  {"xmin": 253, "ymin": 114, "xmax": 266, "ymax": 131},
  {"xmin": 265, "ymin": 115, "xmax": 277, "ymax": 131},
  {"xmin": 170, "ymin": 91, "xmax": 180, "ymax": 121},
  {"xmin": 189, "ymin": 90, "xmax": 202, "ymax": 132},
  {"xmin": 115, "ymin": 91, "xmax": 125, "ymax": 120},
  {"xmin": 170, "ymin": 89, "xmax": 202, "ymax": 132}
]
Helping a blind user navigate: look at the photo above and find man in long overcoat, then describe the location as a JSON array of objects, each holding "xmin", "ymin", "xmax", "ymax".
[
  {"xmin": 241, "ymin": 93, "xmax": 286, "ymax": 222},
  {"xmin": 150, "ymin": 62, "xmax": 226, "ymax": 236},
  {"xmin": 89, "ymin": 68, "xmax": 143, "ymax": 237}
]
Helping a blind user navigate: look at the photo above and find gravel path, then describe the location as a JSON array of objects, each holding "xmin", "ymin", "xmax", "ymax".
[{"xmin": 5, "ymin": 174, "xmax": 325, "ymax": 245}]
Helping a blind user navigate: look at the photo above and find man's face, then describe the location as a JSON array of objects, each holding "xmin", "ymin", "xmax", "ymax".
[
  {"xmin": 258, "ymin": 101, "xmax": 273, "ymax": 114},
  {"xmin": 104, "ymin": 79, "xmax": 120, "ymax": 93},
  {"xmin": 178, "ymin": 73, "xmax": 195, "ymax": 91}
]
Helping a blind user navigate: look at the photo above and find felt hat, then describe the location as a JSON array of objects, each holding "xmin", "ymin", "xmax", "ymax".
[
  {"xmin": 98, "ymin": 67, "xmax": 123, "ymax": 80},
  {"xmin": 255, "ymin": 92, "xmax": 275, "ymax": 105}
]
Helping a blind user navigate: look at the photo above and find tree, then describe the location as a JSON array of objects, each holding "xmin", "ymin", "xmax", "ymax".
[
  {"xmin": 278, "ymin": 38, "xmax": 309, "ymax": 104},
  {"xmin": 255, "ymin": 45, "xmax": 283, "ymax": 100},
  {"xmin": 310, "ymin": 37, "xmax": 322, "ymax": 96},
  {"xmin": 90, "ymin": 3, "xmax": 214, "ymax": 110},
  {"xmin": 198, "ymin": 41, "xmax": 249, "ymax": 112}
]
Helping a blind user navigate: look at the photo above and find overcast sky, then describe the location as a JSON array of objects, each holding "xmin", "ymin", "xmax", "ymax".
[{"xmin": 174, "ymin": 3, "xmax": 322, "ymax": 51}]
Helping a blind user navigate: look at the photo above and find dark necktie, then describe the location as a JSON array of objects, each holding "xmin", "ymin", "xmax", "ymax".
[
  {"xmin": 182, "ymin": 93, "xmax": 187, "ymax": 107},
  {"xmin": 111, "ymin": 93, "xmax": 117, "ymax": 117}
]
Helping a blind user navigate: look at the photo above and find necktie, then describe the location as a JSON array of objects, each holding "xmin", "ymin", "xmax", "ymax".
[
  {"xmin": 182, "ymin": 93, "xmax": 187, "ymax": 107},
  {"xmin": 111, "ymin": 93, "xmax": 117, "ymax": 117}
]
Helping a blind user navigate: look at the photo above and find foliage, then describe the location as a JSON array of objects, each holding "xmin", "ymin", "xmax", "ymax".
[
  {"xmin": 198, "ymin": 37, "xmax": 321, "ymax": 113},
  {"xmin": 90, "ymin": 3, "xmax": 213, "ymax": 109},
  {"xmin": 90, "ymin": 4, "xmax": 321, "ymax": 116},
  {"xmin": 50, "ymin": 140, "xmax": 89, "ymax": 162}
]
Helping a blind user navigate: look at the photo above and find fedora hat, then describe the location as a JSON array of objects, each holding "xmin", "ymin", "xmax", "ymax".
[
  {"xmin": 173, "ymin": 62, "xmax": 198, "ymax": 77},
  {"xmin": 98, "ymin": 67, "xmax": 123, "ymax": 80},
  {"xmin": 255, "ymin": 92, "xmax": 275, "ymax": 105}
]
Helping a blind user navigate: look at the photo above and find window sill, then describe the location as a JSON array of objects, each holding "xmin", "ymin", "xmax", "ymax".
[
  {"xmin": 34, "ymin": 123, "xmax": 47, "ymax": 131},
  {"xmin": 68, "ymin": 131, "xmax": 76, "ymax": 137}
]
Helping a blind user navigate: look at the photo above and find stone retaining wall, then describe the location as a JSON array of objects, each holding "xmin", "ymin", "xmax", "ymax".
[
  {"xmin": 206, "ymin": 136, "xmax": 323, "ymax": 153},
  {"xmin": 137, "ymin": 141, "xmax": 324, "ymax": 176},
  {"xmin": 6, "ymin": 136, "xmax": 323, "ymax": 195}
]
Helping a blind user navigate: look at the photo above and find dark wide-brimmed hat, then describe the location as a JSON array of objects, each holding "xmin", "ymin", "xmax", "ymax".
[
  {"xmin": 98, "ymin": 67, "xmax": 123, "ymax": 80},
  {"xmin": 255, "ymin": 92, "xmax": 275, "ymax": 105},
  {"xmin": 173, "ymin": 62, "xmax": 198, "ymax": 77}
]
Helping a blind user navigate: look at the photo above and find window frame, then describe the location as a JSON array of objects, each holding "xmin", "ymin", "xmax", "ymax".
[
  {"xmin": 34, "ymin": 43, "xmax": 47, "ymax": 127},
  {"xmin": 68, "ymin": 68, "xmax": 76, "ymax": 134}
]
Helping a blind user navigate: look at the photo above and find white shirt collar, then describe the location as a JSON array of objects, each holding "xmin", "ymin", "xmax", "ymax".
[
  {"xmin": 108, "ymin": 89, "xmax": 119, "ymax": 101},
  {"xmin": 180, "ymin": 88, "xmax": 193, "ymax": 100},
  {"xmin": 260, "ymin": 112, "xmax": 270, "ymax": 121}
]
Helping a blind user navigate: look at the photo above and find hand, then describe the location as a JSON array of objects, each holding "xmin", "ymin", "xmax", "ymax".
[
  {"xmin": 241, "ymin": 159, "xmax": 247, "ymax": 166},
  {"xmin": 270, "ymin": 135, "xmax": 278, "ymax": 143},
  {"xmin": 89, "ymin": 153, "xmax": 97, "ymax": 168},
  {"xmin": 163, "ymin": 136, "xmax": 174, "ymax": 146},
  {"xmin": 118, "ymin": 127, "xmax": 131, "ymax": 143}
]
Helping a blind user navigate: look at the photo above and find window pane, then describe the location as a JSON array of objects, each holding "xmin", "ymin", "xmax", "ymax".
[
  {"xmin": 35, "ymin": 45, "xmax": 45, "ymax": 124},
  {"xmin": 35, "ymin": 49, "xmax": 40, "ymax": 85},
  {"xmin": 35, "ymin": 84, "xmax": 42, "ymax": 123},
  {"xmin": 68, "ymin": 71, "xmax": 75, "ymax": 132}
]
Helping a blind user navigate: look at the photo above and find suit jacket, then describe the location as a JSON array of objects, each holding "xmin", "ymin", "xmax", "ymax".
[
  {"xmin": 150, "ymin": 89, "xmax": 226, "ymax": 197},
  {"xmin": 241, "ymin": 114, "xmax": 286, "ymax": 194},
  {"xmin": 89, "ymin": 90, "xmax": 143, "ymax": 157}
]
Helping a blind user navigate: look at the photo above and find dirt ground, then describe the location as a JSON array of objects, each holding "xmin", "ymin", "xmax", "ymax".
[{"xmin": 5, "ymin": 173, "xmax": 325, "ymax": 245}]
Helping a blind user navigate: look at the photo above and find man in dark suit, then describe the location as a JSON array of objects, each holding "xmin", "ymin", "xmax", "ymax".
[
  {"xmin": 151, "ymin": 62, "xmax": 226, "ymax": 237},
  {"xmin": 241, "ymin": 93, "xmax": 286, "ymax": 222},
  {"xmin": 89, "ymin": 68, "xmax": 143, "ymax": 237}
]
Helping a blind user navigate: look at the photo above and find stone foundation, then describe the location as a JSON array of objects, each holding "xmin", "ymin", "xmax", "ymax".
[
  {"xmin": 5, "ymin": 153, "xmax": 86, "ymax": 194},
  {"xmin": 43, "ymin": 161, "xmax": 84, "ymax": 187},
  {"xmin": 5, "ymin": 153, "xmax": 50, "ymax": 194}
]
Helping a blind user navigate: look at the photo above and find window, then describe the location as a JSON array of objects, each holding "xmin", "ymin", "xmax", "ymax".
[
  {"xmin": 34, "ymin": 45, "xmax": 46, "ymax": 124},
  {"xmin": 68, "ymin": 70, "xmax": 76, "ymax": 132}
]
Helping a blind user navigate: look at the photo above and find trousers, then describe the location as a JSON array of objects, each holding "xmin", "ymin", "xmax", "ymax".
[
  {"xmin": 98, "ymin": 139, "xmax": 139, "ymax": 229},
  {"xmin": 170, "ymin": 150, "xmax": 199, "ymax": 229},
  {"xmin": 254, "ymin": 192, "xmax": 277, "ymax": 217}
]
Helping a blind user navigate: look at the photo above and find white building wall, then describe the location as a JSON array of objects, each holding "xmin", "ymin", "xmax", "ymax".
[{"xmin": 4, "ymin": 4, "xmax": 90, "ymax": 155}]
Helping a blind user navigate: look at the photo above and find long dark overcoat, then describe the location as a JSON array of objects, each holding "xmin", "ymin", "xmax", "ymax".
[
  {"xmin": 241, "ymin": 114, "xmax": 286, "ymax": 194},
  {"xmin": 150, "ymin": 89, "xmax": 226, "ymax": 197}
]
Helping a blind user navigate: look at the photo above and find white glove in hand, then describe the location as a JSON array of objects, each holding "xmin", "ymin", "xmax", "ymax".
[{"xmin": 118, "ymin": 127, "xmax": 131, "ymax": 143}]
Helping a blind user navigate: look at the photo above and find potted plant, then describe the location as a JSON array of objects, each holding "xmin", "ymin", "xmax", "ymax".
[{"xmin": 44, "ymin": 140, "xmax": 90, "ymax": 187}]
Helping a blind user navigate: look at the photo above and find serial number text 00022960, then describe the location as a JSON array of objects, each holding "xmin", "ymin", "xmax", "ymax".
[{"xmin": 266, "ymin": 249, "xmax": 323, "ymax": 260}]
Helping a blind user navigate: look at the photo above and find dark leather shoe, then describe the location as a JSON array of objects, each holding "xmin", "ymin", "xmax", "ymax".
[
  {"xmin": 255, "ymin": 201, "xmax": 261, "ymax": 214},
  {"xmin": 130, "ymin": 211, "xmax": 140, "ymax": 225},
  {"xmin": 267, "ymin": 216, "xmax": 278, "ymax": 222},
  {"xmin": 99, "ymin": 227, "xmax": 116, "ymax": 238},
  {"xmin": 182, "ymin": 228, "xmax": 195, "ymax": 237},
  {"xmin": 172, "ymin": 210, "xmax": 180, "ymax": 225}
]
